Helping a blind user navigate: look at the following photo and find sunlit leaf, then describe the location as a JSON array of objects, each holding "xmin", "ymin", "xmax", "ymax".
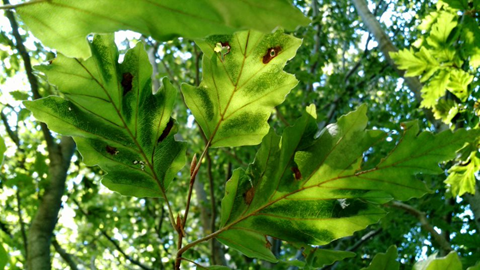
[
  {"xmin": 216, "ymin": 105, "xmax": 478, "ymax": 261},
  {"xmin": 427, "ymin": 11, "xmax": 458, "ymax": 49},
  {"xmin": 361, "ymin": 245, "xmax": 399, "ymax": 270},
  {"xmin": 24, "ymin": 34, "xmax": 186, "ymax": 198},
  {"xmin": 17, "ymin": 0, "xmax": 309, "ymax": 59},
  {"xmin": 421, "ymin": 70, "xmax": 450, "ymax": 109},
  {"xmin": 445, "ymin": 151, "xmax": 480, "ymax": 196},
  {"xmin": 182, "ymin": 30, "xmax": 302, "ymax": 148},
  {"xmin": 446, "ymin": 69, "xmax": 474, "ymax": 102},
  {"xmin": 414, "ymin": 252, "xmax": 462, "ymax": 270}
]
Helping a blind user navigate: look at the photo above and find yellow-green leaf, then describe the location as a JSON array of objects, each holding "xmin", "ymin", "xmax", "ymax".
[
  {"xmin": 445, "ymin": 151, "xmax": 480, "ymax": 196},
  {"xmin": 182, "ymin": 30, "xmax": 302, "ymax": 148},
  {"xmin": 24, "ymin": 34, "xmax": 186, "ymax": 198},
  {"xmin": 216, "ymin": 105, "xmax": 478, "ymax": 261},
  {"xmin": 17, "ymin": 0, "xmax": 309, "ymax": 59}
]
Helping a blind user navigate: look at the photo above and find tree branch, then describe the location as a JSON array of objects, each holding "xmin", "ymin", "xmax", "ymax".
[
  {"xmin": 351, "ymin": 0, "xmax": 446, "ymax": 130},
  {"xmin": 71, "ymin": 198, "xmax": 152, "ymax": 270},
  {"xmin": 388, "ymin": 201, "xmax": 452, "ymax": 253},
  {"xmin": 52, "ymin": 237, "xmax": 79, "ymax": 270}
]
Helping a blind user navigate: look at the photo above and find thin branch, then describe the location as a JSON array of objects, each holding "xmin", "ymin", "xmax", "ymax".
[
  {"xmin": 71, "ymin": 199, "xmax": 152, "ymax": 270},
  {"xmin": 0, "ymin": 110, "xmax": 20, "ymax": 147},
  {"xmin": 0, "ymin": 0, "xmax": 46, "ymax": 10},
  {"xmin": 205, "ymin": 151, "xmax": 218, "ymax": 263},
  {"xmin": 346, "ymin": 228, "xmax": 382, "ymax": 252},
  {"xmin": 52, "ymin": 237, "xmax": 79, "ymax": 270},
  {"xmin": 388, "ymin": 201, "xmax": 452, "ymax": 253},
  {"xmin": 15, "ymin": 190, "xmax": 28, "ymax": 257},
  {"xmin": 3, "ymin": 0, "xmax": 55, "ymax": 150}
]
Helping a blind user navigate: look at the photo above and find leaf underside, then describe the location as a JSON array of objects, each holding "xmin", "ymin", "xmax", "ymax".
[
  {"xmin": 17, "ymin": 0, "xmax": 309, "ymax": 59},
  {"xmin": 24, "ymin": 34, "xmax": 186, "ymax": 198},
  {"xmin": 182, "ymin": 30, "xmax": 302, "ymax": 148},
  {"xmin": 216, "ymin": 105, "xmax": 479, "ymax": 261}
]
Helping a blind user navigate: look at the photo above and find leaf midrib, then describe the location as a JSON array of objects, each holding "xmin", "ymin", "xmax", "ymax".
[{"xmin": 73, "ymin": 58, "xmax": 168, "ymax": 194}]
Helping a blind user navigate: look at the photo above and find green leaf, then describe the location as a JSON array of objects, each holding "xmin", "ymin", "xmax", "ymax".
[
  {"xmin": 182, "ymin": 30, "xmax": 302, "ymax": 148},
  {"xmin": 361, "ymin": 245, "xmax": 399, "ymax": 270},
  {"xmin": 17, "ymin": 0, "xmax": 309, "ymax": 59},
  {"xmin": 0, "ymin": 136, "xmax": 5, "ymax": 165},
  {"xmin": 439, "ymin": 0, "xmax": 469, "ymax": 10},
  {"xmin": 414, "ymin": 252, "xmax": 462, "ymax": 270},
  {"xmin": 9, "ymin": 90, "xmax": 29, "ymax": 101},
  {"xmin": 391, "ymin": 48, "xmax": 430, "ymax": 77},
  {"xmin": 302, "ymin": 248, "xmax": 355, "ymax": 269},
  {"xmin": 216, "ymin": 105, "xmax": 477, "ymax": 261},
  {"xmin": 204, "ymin": 266, "xmax": 230, "ymax": 270},
  {"xmin": 421, "ymin": 70, "xmax": 450, "ymax": 109},
  {"xmin": 445, "ymin": 151, "xmax": 480, "ymax": 196},
  {"xmin": 467, "ymin": 262, "xmax": 480, "ymax": 270},
  {"xmin": 427, "ymin": 11, "xmax": 458, "ymax": 49},
  {"xmin": 0, "ymin": 243, "xmax": 7, "ymax": 270},
  {"xmin": 24, "ymin": 34, "xmax": 186, "ymax": 198},
  {"xmin": 446, "ymin": 69, "xmax": 474, "ymax": 101}
]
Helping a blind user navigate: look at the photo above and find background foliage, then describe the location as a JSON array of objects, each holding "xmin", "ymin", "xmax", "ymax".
[{"xmin": 0, "ymin": 0, "xmax": 479, "ymax": 269}]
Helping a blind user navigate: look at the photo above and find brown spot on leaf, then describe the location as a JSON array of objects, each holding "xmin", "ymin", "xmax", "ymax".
[
  {"xmin": 244, "ymin": 187, "xmax": 255, "ymax": 205},
  {"xmin": 221, "ymin": 42, "xmax": 231, "ymax": 54},
  {"xmin": 265, "ymin": 236, "xmax": 272, "ymax": 249},
  {"xmin": 291, "ymin": 167, "xmax": 302, "ymax": 180},
  {"xmin": 121, "ymin": 72, "xmax": 134, "ymax": 96},
  {"xmin": 106, "ymin": 145, "xmax": 118, "ymax": 155},
  {"xmin": 158, "ymin": 118, "xmax": 174, "ymax": 143},
  {"xmin": 262, "ymin": 46, "xmax": 281, "ymax": 64}
]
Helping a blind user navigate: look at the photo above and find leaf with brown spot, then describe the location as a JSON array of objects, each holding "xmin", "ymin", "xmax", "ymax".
[
  {"xmin": 244, "ymin": 186, "xmax": 255, "ymax": 205},
  {"xmin": 24, "ymin": 34, "xmax": 186, "ymax": 198},
  {"xmin": 105, "ymin": 145, "xmax": 118, "ymax": 155},
  {"xmin": 262, "ymin": 46, "xmax": 282, "ymax": 64}
]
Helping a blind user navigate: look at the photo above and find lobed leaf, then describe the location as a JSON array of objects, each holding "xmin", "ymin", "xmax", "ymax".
[
  {"xmin": 445, "ymin": 151, "xmax": 480, "ymax": 196},
  {"xmin": 182, "ymin": 30, "xmax": 302, "ymax": 148},
  {"xmin": 24, "ymin": 34, "xmax": 186, "ymax": 198},
  {"xmin": 17, "ymin": 0, "xmax": 310, "ymax": 59},
  {"xmin": 414, "ymin": 252, "xmax": 462, "ymax": 270},
  {"xmin": 361, "ymin": 245, "xmax": 399, "ymax": 270},
  {"xmin": 216, "ymin": 105, "xmax": 479, "ymax": 261}
]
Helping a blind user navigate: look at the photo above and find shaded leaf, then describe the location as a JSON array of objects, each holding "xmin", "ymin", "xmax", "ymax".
[
  {"xmin": 216, "ymin": 105, "xmax": 478, "ymax": 261},
  {"xmin": 302, "ymin": 247, "xmax": 355, "ymax": 269},
  {"xmin": 17, "ymin": 0, "xmax": 309, "ymax": 59},
  {"xmin": 0, "ymin": 136, "xmax": 5, "ymax": 165},
  {"xmin": 361, "ymin": 245, "xmax": 399, "ymax": 270},
  {"xmin": 0, "ymin": 243, "xmax": 7, "ymax": 270},
  {"xmin": 24, "ymin": 34, "xmax": 186, "ymax": 198},
  {"xmin": 414, "ymin": 252, "xmax": 462, "ymax": 270},
  {"xmin": 182, "ymin": 30, "xmax": 302, "ymax": 148}
]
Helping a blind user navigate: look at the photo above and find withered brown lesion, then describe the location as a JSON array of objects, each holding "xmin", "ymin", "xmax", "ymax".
[
  {"xmin": 291, "ymin": 167, "xmax": 302, "ymax": 181},
  {"xmin": 262, "ymin": 46, "xmax": 282, "ymax": 64},
  {"xmin": 243, "ymin": 186, "xmax": 255, "ymax": 205},
  {"xmin": 121, "ymin": 72, "xmax": 134, "ymax": 96},
  {"xmin": 106, "ymin": 145, "xmax": 119, "ymax": 155}
]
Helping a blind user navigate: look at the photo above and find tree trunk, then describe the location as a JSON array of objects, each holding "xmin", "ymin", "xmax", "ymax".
[
  {"xmin": 3, "ymin": 2, "xmax": 77, "ymax": 268},
  {"xmin": 27, "ymin": 138, "xmax": 76, "ymax": 270}
]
